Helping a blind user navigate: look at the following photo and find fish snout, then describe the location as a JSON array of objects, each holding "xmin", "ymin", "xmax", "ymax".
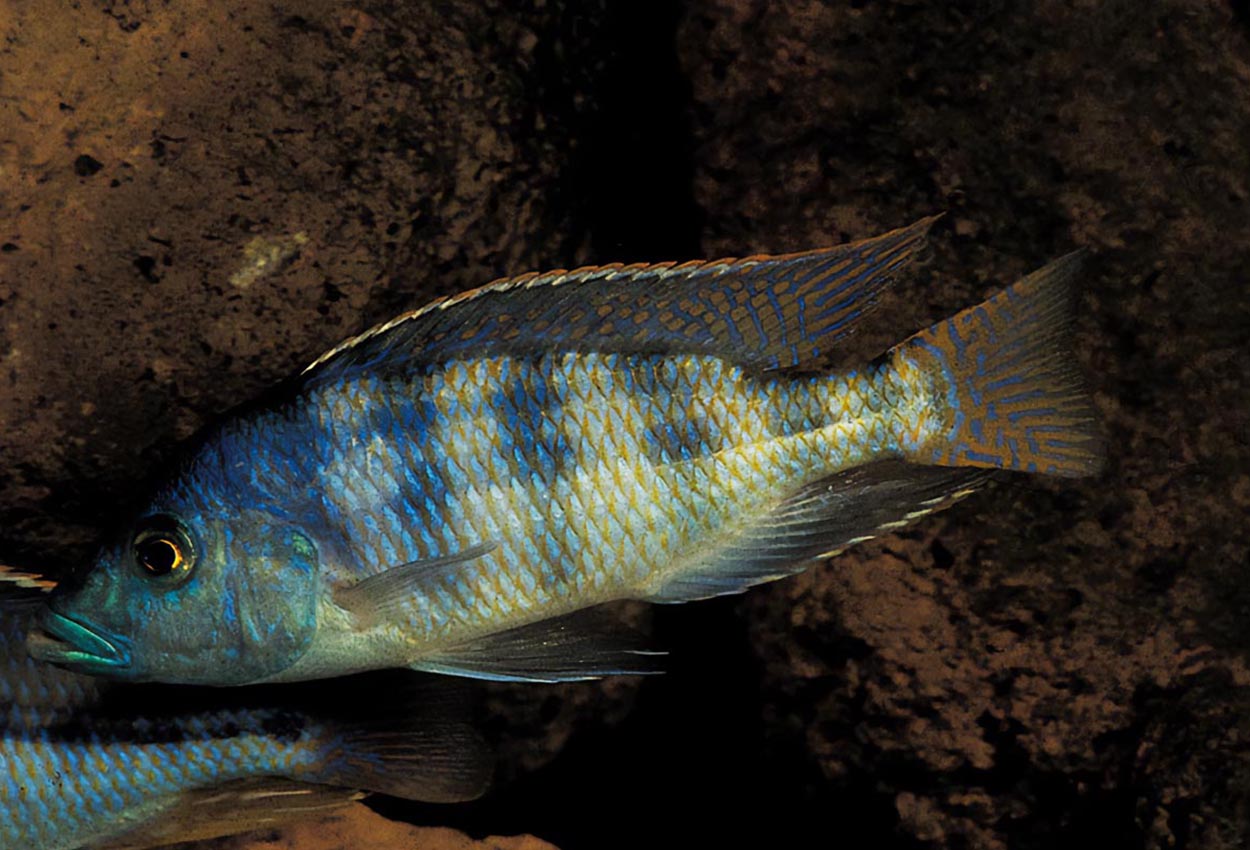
[{"xmin": 26, "ymin": 608, "xmax": 132, "ymax": 674}]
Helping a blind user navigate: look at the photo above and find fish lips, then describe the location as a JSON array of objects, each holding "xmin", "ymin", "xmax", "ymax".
[{"xmin": 27, "ymin": 609, "xmax": 133, "ymax": 674}]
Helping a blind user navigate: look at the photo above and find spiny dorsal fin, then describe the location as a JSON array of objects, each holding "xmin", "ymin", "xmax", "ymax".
[{"xmin": 303, "ymin": 217, "xmax": 940, "ymax": 387}]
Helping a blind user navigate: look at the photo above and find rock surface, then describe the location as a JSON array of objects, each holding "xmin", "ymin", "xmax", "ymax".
[
  {"xmin": 206, "ymin": 804, "xmax": 557, "ymax": 850},
  {"xmin": 3, "ymin": 1, "xmax": 1249, "ymax": 849},
  {"xmin": 0, "ymin": 0, "xmax": 606, "ymax": 558},
  {"xmin": 681, "ymin": 1, "xmax": 1250, "ymax": 847}
]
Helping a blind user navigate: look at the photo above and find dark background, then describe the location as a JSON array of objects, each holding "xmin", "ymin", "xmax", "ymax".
[{"xmin": 2, "ymin": 2, "xmax": 1248, "ymax": 848}]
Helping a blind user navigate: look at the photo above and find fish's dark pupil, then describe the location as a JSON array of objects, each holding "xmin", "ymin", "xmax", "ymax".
[{"xmin": 138, "ymin": 538, "xmax": 179, "ymax": 576}]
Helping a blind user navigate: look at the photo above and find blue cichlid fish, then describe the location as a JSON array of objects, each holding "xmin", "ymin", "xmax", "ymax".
[
  {"xmin": 1, "ymin": 585, "xmax": 490, "ymax": 850},
  {"xmin": 29, "ymin": 218, "xmax": 1102, "ymax": 686}
]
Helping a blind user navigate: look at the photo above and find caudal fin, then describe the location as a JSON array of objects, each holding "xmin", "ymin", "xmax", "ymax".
[{"xmin": 896, "ymin": 251, "xmax": 1104, "ymax": 478}]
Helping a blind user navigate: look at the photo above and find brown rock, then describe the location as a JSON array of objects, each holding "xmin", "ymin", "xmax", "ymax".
[
  {"xmin": 0, "ymin": 0, "xmax": 604, "ymax": 559},
  {"xmin": 683, "ymin": 0, "xmax": 1250, "ymax": 846},
  {"xmin": 0, "ymin": 0, "xmax": 629, "ymax": 842},
  {"xmin": 5, "ymin": 1, "xmax": 1250, "ymax": 848},
  {"xmin": 206, "ymin": 803, "xmax": 558, "ymax": 850}
]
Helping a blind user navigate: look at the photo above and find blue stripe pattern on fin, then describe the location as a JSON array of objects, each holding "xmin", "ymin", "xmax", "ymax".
[
  {"xmin": 646, "ymin": 461, "xmax": 988, "ymax": 604},
  {"xmin": 897, "ymin": 251, "xmax": 1104, "ymax": 478},
  {"xmin": 303, "ymin": 217, "xmax": 940, "ymax": 387}
]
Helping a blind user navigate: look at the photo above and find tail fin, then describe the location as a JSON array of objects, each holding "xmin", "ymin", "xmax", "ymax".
[
  {"xmin": 896, "ymin": 251, "xmax": 1104, "ymax": 478},
  {"xmin": 302, "ymin": 673, "xmax": 493, "ymax": 804}
]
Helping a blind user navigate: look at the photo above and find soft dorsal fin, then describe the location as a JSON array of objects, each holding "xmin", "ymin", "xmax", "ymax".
[{"xmin": 303, "ymin": 217, "xmax": 940, "ymax": 386}]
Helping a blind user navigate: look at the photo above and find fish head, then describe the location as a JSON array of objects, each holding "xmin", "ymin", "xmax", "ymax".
[{"xmin": 29, "ymin": 497, "xmax": 323, "ymax": 685}]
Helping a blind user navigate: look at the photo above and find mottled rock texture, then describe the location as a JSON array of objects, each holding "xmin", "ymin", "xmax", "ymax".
[
  {"xmin": 209, "ymin": 804, "xmax": 557, "ymax": 850},
  {"xmin": 681, "ymin": 1, "xmax": 1250, "ymax": 848},
  {"xmin": 0, "ymin": 0, "xmax": 607, "ymax": 557},
  {"xmin": 3, "ymin": 1, "xmax": 1249, "ymax": 849}
]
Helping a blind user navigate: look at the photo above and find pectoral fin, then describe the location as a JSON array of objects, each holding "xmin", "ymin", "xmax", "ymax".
[
  {"xmin": 334, "ymin": 542, "xmax": 498, "ymax": 628},
  {"xmin": 308, "ymin": 672, "xmax": 494, "ymax": 803},
  {"xmin": 411, "ymin": 607, "xmax": 666, "ymax": 683}
]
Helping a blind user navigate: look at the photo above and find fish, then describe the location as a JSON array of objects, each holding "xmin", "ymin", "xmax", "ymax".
[
  {"xmin": 0, "ymin": 570, "xmax": 103, "ymax": 729},
  {"xmin": 1, "ymin": 586, "xmax": 491, "ymax": 850},
  {"xmin": 28, "ymin": 218, "xmax": 1103, "ymax": 686}
]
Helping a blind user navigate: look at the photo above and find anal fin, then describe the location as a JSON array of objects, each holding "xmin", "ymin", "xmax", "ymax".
[
  {"xmin": 646, "ymin": 460, "xmax": 988, "ymax": 603},
  {"xmin": 411, "ymin": 606, "xmax": 666, "ymax": 683}
]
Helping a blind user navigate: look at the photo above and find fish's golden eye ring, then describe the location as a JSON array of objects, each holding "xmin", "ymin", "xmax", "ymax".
[{"xmin": 132, "ymin": 519, "xmax": 196, "ymax": 585}]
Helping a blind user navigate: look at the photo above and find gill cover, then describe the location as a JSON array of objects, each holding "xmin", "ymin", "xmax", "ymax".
[{"xmin": 217, "ymin": 522, "xmax": 321, "ymax": 684}]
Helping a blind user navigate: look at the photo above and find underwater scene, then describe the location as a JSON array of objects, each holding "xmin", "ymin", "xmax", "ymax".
[{"xmin": 1, "ymin": 1, "xmax": 1247, "ymax": 849}]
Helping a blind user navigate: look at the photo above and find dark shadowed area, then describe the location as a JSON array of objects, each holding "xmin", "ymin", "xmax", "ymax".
[{"xmin": 2, "ymin": 1, "xmax": 1248, "ymax": 849}]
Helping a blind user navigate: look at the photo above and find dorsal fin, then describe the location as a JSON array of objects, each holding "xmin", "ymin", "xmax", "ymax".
[{"xmin": 303, "ymin": 217, "xmax": 940, "ymax": 387}]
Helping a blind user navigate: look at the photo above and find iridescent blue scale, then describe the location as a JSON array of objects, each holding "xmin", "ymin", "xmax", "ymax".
[{"xmin": 2, "ymin": 715, "xmax": 328, "ymax": 850}]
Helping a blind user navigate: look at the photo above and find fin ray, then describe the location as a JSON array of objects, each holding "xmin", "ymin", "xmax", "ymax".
[
  {"xmin": 411, "ymin": 607, "xmax": 666, "ymax": 683},
  {"xmin": 333, "ymin": 542, "xmax": 497, "ymax": 628},
  {"xmin": 645, "ymin": 461, "xmax": 987, "ymax": 603},
  {"xmin": 897, "ymin": 251, "xmax": 1104, "ymax": 477},
  {"xmin": 309, "ymin": 674, "xmax": 493, "ymax": 803},
  {"xmin": 97, "ymin": 780, "xmax": 362, "ymax": 850},
  {"xmin": 303, "ymin": 217, "xmax": 940, "ymax": 386},
  {"xmin": 0, "ymin": 565, "xmax": 57, "ymax": 594}
]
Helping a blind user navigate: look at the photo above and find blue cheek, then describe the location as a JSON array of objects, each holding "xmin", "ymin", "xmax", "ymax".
[{"xmin": 221, "ymin": 588, "xmax": 239, "ymax": 630}]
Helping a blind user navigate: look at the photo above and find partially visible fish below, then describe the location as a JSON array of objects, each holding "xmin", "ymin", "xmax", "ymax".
[
  {"xmin": 0, "ymin": 570, "xmax": 101, "ymax": 729},
  {"xmin": 29, "ymin": 218, "xmax": 1103, "ymax": 687},
  {"xmin": 0, "ymin": 582, "xmax": 491, "ymax": 850}
]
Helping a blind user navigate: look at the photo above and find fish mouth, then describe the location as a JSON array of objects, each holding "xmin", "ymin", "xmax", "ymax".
[{"xmin": 27, "ymin": 609, "xmax": 132, "ymax": 673}]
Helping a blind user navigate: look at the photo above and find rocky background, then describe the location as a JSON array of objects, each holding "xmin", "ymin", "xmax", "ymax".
[{"xmin": 2, "ymin": 1, "xmax": 1248, "ymax": 849}]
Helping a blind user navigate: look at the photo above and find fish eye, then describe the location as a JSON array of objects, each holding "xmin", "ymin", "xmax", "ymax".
[{"xmin": 132, "ymin": 518, "xmax": 196, "ymax": 585}]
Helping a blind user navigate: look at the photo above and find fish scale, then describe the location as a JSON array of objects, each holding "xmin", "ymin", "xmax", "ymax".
[
  {"xmin": 1, "ymin": 597, "xmax": 490, "ymax": 850},
  {"xmin": 5, "ymin": 713, "xmax": 324, "ymax": 850},
  {"xmin": 1, "ymin": 718, "xmax": 314, "ymax": 849},
  {"xmin": 333, "ymin": 349, "xmax": 941, "ymax": 646}
]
